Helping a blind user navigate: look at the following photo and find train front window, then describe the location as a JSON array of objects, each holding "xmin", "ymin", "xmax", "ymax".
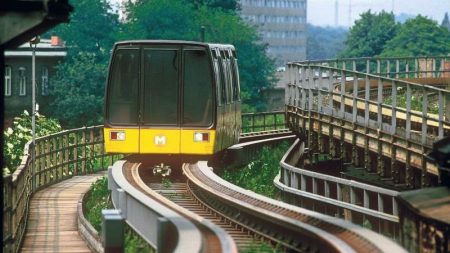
[
  {"xmin": 183, "ymin": 49, "xmax": 213, "ymax": 126},
  {"xmin": 107, "ymin": 49, "xmax": 139, "ymax": 125},
  {"xmin": 143, "ymin": 49, "xmax": 179, "ymax": 126}
]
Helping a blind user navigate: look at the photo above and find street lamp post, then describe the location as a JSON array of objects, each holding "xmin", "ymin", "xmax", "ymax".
[{"xmin": 30, "ymin": 36, "xmax": 39, "ymax": 191}]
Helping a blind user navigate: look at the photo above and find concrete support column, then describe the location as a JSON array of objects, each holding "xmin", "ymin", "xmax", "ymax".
[
  {"xmin": 329, "ymin": 126, "xmax": 335, "ymax": 157},
  {"xmin": 377, "ymin": 137, "xmax": 384, "ymax": 176},
  {"xmin": 421, "ymin": 148, "xmax": 429, "ymax": 188},
  {"xmin": 340, "ymin": 121, "xmax": 345, "ymax": 161},
  {"xmin": 391, "ymin": 140, "xmax": 399, "ymax": 183},
  {"xmin": 405, "ymin": 144, "xmax": 413, "ymax": 188},
  {"xmin": 317, "ymin": 120, "xmax": 323, "ymax": 153},
  {"xmin": 364, "ymin": 129, "xmax": 371, "ymax": 172},
  {"xmin": 351, "ymin": 124, "xmax": 358, "ymax": 166}
]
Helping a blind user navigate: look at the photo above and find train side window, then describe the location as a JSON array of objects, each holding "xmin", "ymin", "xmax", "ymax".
[
  {"xmin": 183, "ymin": 49, "xmax": 213, "ymax": 126},
  {"xmin": 213, "ymin": 59, "xmax": 222, "ymax": 106},
  {"xmin": 231, "ymin": 53, "xmax": 240, "ymax": 101},
  {"xmin": 218, "ymin": 50, "xmax": 227, "ymax": 105},
  {"xmin": 143, "ymin": 49, "xmax": 179, "ymax": 125},
  {"xmin": 226, "ymin": 50, "xmax": 234, "ymax": 102},
  {"xmin": 107, "ymin": 49, "xmax": 139, "ymax": 124},
  {"xmin": 220, "ymin": 50, "xmax": 230, "ymax": 104}
]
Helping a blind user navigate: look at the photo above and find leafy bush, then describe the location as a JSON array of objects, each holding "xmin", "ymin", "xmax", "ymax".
[
  {"xmin": 85, "ymin": 176, "xmax": 110, "ymax": 231},
  {"xmin": 85, "ymin": 176, "xmax": 154, "ymax": 252},
  {"xmin": 221, "ymin": 142, "xmax": 290, "ymax": 198},
  {"xmin": 384, "ymin": 92, "xmax": 439, "ymax": 114},
  {"xmin": 3, "ymin": 111, "xmax": 62, "ymax": 174},
  {"xmin": 47, "ymin": 53, "xmax": 107, "ymax": 128},
  {"xmin": 243, "ymin": 241, "xmax": 282, "ymax": 253},
  {"xmin": 125, "ymin": 229, "xmax": 154, "ymax": 253}
]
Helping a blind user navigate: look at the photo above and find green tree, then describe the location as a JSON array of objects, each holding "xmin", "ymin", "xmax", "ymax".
[
  {"xmin": 307, "ymin": 24, "xmax": 348, "ymax": 60},
  {"xmin": 46, "ymin": 53, "xmax": 106, "ymax": 128},
  {"xmin": 45, "ymin": 0, "xmax": 119, "ymax": 127},
  {"xmin": 194, "ymin": 6, "xmax": 275, "ymax": 111},
  {"xmin": 47, "ymin": 0, "xmax": 119, "ymax": 62},
  {"xmin": 380, "ymin": 15, "xmax": 450, "ymax": 57},
  {"xmin": 121, "ymin": 0, "xmax": 275, "ymax": 112},
  {"xmin": 121, "ymin": 0, "xmax": 197, "ymax": 40},
  {"xmin": 340, "ymin": 10, "xmax": 398, "ymax": 57}
]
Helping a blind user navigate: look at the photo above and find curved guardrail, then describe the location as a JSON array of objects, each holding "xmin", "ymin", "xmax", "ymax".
[
  {"xmin": 275, "ymin": 138, "xmax": 400, "ymax": 237},
  {"xmin": 107, "ymin": 161, "xmax": 202, "ymax": 253}
]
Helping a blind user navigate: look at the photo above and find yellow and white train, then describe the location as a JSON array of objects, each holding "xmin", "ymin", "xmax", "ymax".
[{"xmin": 103, "ymin": 40, "xmax": 241, "ymax": 170}]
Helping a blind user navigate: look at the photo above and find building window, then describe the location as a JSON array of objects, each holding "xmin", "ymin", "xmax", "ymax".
[
  {"xmin": 19, "ymin": 67, "xmax": 26, "ymax": 96},
  {"xmin": 5, "ymin": 66, "xmax": 11, "ymax": 96},
  {"xmin": 41, "ymin": 67, "xmax": 49, "ymax": 96}
]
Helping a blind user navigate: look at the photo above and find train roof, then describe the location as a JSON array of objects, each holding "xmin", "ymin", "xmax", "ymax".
[{"xmin": 114, "ymin": 40, "xmax": 235, "ymax": 50}]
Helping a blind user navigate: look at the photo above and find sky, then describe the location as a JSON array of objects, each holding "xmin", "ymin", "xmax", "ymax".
[{"xmin": 308, "ymin": 0, "xmax": 450, "ymax": 27}]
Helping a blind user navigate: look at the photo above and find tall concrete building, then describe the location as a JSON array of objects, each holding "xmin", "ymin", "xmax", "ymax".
[{"xmin": 239, "ymin": 0, "xmax": 307, "ymax": 66}]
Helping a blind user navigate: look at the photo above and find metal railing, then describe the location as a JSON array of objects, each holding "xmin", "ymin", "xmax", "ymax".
[
  {"xmin": 241, "ymin": 111, "xmax": 286, "ymax": 133},
  {"xmin": 275, "ymin": 139, "xmax": 400, "ymax": 238},
  {"xmin": 3, "ymin": 126, "xmax": 122, "ymax": 253},
  {"xmin": 294, "ymin": 56, "xmax": 450, "ymax": 78},
  {"xmin": 287, "ymin": 57, "xmax": 450, "ymax": 142},
  {"xmin": 286, "ymin": 56, "xmax": 450, "ymax": 186}
]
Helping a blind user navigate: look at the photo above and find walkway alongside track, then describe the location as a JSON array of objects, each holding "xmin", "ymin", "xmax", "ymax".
[{"xmin": 20, "ymin": 173, "xmax": 105, "ymax": 253}]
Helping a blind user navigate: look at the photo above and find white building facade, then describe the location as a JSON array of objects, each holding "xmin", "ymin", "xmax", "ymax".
[{"xmin": 239, "ymin": 0, "xmax": 307, "ymax": 66}]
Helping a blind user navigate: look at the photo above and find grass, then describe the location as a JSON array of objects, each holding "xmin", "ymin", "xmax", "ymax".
[
  {"xmin": 242, "ymin": 241, "xmax": 282, "ymax": 253},
  {"xmin": 220, "ymin": 141, "xmax": 290, "ymax": 198},
  {"xmin": 85, "ymin": 176, "xmax": 110, "ymax": 231},
  {"xmin": 84, "ymin": 176, "xmax": 154, "ymax": 252}
]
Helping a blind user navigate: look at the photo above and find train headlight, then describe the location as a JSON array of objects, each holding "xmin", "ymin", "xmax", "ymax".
[
  {"xmin": 110, "ymin": 131, "xmax": 125, "ymax": 141},
  {"xmin": 194, "ymin": 132, "xmax": 209, "ymax": 142}
]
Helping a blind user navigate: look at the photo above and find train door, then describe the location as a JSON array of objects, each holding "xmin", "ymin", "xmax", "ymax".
[
  {"xmin": 104, "ymin": 48, "xmax": 140, "ymax": 153},
  {"xmin": 180, "ymin": 47, "xmax": 215, "ymax": 154},
  {"xmin": 139, "ymin": 46, "xmax": 181, "ymax": 154}
]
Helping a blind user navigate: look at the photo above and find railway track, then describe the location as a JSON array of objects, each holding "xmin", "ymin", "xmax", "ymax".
[
  {"xmin": 147, "ymin": 182, "xmax": 258, "ymax": 250},
  {"xmin": 106, "ymin": 129, "xmax": 406, "ymax": 252},
  {"xmin": 114, "ymin": 154, "xmax": 406, "ymax": 253},
  {"xmin": 121, "ymin": 160, "xmax": 237, "ymax": 253},
  {"xmin": 183, "ymin": 162, "xmax": 407, "ymax": 253},
  {"xmin": 129, "ymin": 159, "xmax": 278, "ymax": 252}
]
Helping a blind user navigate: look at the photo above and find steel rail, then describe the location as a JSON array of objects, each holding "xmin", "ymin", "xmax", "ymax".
[
  {"xmin": 184, "ymin": 161, "xmax": 407, "ymax": 253},
  {"xmin": 129, "ymin": 161, "xmax": 237, "ymax": 253},
  {"xmin": 109, "ymin": 160, "xmax": 203, "ymax": 253}
]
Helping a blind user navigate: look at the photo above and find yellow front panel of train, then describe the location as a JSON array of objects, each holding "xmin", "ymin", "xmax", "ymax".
[
  {"xmin": 180, "ymin": 130, "xmax": 216, "ymax": 155},
  {"xmin": 104, "ymin": 128, "xmax": 139, "ymax": 153},
  {"xmin": 139, "ymin": 129, "xmax": 181, "ymax": 154}
]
